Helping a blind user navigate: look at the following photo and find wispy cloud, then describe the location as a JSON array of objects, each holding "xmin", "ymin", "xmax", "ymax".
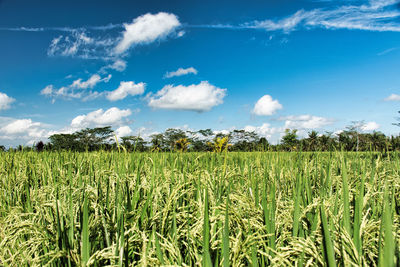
[
  {"xmin": 47, "ymin": 30, "xmax": 117, "ymax": 60},
  {"xmin": 377, "ymin": 47, "xmax": 399, "ymax": 55},
  {"xmin": 4, "ymin": 0, "xmax": 400, "ymax": 63},
  {"xmin": 192, "ymin": 0, "xmax": 400, "ymax": 33},
  {"xmin": 164, "ymin": 67, "xmax": 198, "ymax": 78},
  {"xmin": 44, "ymin": 12, "xmax": 182, "ymax": 60},
  {"xmin": 0, "ymin": 24, "xmax": 122, "ymax": 32},
  {"xmin": 41, "ymin": 74, "xmax": 112, "ymax": 102}
]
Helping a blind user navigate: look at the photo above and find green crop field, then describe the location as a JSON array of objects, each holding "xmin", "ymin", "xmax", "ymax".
[{"xmin": 0, "ymin": 151, "xmax": 399, "ymax": 266}]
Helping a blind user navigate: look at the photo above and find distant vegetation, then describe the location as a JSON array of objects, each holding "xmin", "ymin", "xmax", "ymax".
[{"xmin": 1, "ymin": 124, "xmax": 400, "ymax": 152}]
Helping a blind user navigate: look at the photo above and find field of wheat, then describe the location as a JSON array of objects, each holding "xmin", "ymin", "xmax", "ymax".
[{"xmin": 0, "ymin": 151, "xmax": 399, "ymax": 266}]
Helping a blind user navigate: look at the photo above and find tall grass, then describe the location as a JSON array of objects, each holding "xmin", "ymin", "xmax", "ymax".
[{"xmin": 0, "ymin": 150, "xmax": 398, "ymax": 266}]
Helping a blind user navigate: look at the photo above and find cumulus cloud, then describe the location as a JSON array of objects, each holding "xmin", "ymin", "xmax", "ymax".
[
  {"xmin": 252, "ymin": 95, "xmax": 283, "ymax": 116},
  {"xmin": 115, "ymin": 126, "xmax": 133, "ymax": 138},
  {"xmin": 0, "ymin": 118, "xmax": 50, "ymax": 146},
  {"xmin": 361, "ymin": 121, "xmax": 380, "ymax": 131},
  {"xmin": 106, "ymin": 81, "xmax": 146, "ymax": 101},
  {"xmin": 1, "ymin": 119, "xmax": 42, "ymax": 135},
  {"xmin": 148, "ymin": 81, "xmax": 226, "ymax": 112},
  {"xmin": 115, "ymin": 12, "xmax": 181, "ymax": 54},
  {"xmin": 244, "ymin": 123, "xmax": 280, "ymax": 139},
  {"xmin": 384, "ymin": 93, "xmax": 400, "ymax": 101},
  {"xmin": 0, "ymin": 92, "xmax": 15, "ymax": 110},
  {"xmin": 164, "ymin": 67, "xmax": 198, "ymax": 78},
  {"xmin": 70, "ymin": 107, "xmax": 132, "ymax": 128},
  {"xmin": 280, "ymin": 115, "xmax": 334, "ymax": 129}
]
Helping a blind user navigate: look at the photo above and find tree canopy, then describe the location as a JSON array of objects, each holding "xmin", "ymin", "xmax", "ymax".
[{"xmin": 2, "ymin": 125, "xmax": 400, "ymax": 152}]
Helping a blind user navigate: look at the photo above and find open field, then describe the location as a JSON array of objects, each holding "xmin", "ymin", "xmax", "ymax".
[{"xmin": 0, "ymin": 151, "xmax": 399, "ymax": 266}]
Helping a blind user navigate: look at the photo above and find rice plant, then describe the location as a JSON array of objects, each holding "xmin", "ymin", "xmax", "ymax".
[{"xmin": 0, "ymin": 150, "xmax": 399, "ymax": 266}]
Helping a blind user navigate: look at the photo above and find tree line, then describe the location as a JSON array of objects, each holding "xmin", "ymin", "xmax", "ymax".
[{"xmin": 1, "ymin": 124, "xmax": 400, "ymax": 152}]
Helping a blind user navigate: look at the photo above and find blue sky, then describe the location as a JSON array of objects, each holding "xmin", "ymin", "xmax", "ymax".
[{"xmin": 1, "ymin": 0, "xmax": 400, "ymax": 146}]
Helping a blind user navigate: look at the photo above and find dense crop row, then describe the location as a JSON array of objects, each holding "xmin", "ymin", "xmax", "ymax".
[{"xmin": 0, "ymin": 151, "xmax": 399, "ymax": 266}]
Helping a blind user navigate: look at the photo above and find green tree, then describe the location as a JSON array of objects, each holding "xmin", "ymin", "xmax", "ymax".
[
  {"xmin": 208, "ymin": 136, "xmax": 231, "ymax": 152},
  {"xmin": 49, "ymin": 133, "xmax": 80, "ymax": 150},
  {"xmin": 164, "ymin": 128, "xmax": 188, "ymax": 151},
  {"xmin": 318, "ymin": 132, "xmax": 335, "ymax": 151},
  {"xmin": 175, "ymin": 138, "xmax": 190, "ymax": 152},
  {"xmin": 150, "ymin": 133, "xmax": 166, "ymax": 152},
  {"xmin": 121, "ymin": 136, "xmax": 147, "ymax": 152},
  {"xmin": 35, "ymin": 141, "xmax": 44, "ymax": 152},
  {"xmin": 230, "ymin": 130, "xmax": 260, "ymax": 151},
  {"xmin": 366, "ymin": 131, "xmax": 387, "ymax": 151},
  {"xmin": 305, "ymin": 130, "xmax": 318, "ymax": 151},
  {"xmin": 189, "ymin": 129, "xmax": 213, "ymax": 152},
  {"xmin": 258, "ymin": 137, "xmax": 269, "ymax": 151},
  {"xmin": 49, "ymin": 126, "xmax": 114, "ymax": 151},
  {"xmin": 75, "ymin": 126, "xmax": 114, "ymax": 151},
  {"xmin": 281, "ymin": 129, "xmax": 299, "ymax": 151}
]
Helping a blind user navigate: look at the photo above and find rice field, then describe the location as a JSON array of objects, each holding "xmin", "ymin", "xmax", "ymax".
[{"xmin": 0, "ymin": 151, "xmax": 399, "ymax": 266}]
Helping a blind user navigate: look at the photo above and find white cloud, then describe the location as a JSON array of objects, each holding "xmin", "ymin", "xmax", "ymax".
[
  {"xmin": 1, "ymin": 119, "xmax": 41, "ymax": 135},
  {"xmin": 70, "ymin": 107, "xmax": 132, "ymax": 128},
  {"xmin": 82, "ymin": 91, "xmax": 105, "ymax": 102},
  {"xmin": 0, "ymin": 92, "xmax": 15, "ymax": 110},
  {"xmin": 46, "ymin": 13, "xmax": 181, "ymax": 59},
  {"xmin": 115, "ymin": 126, "xmax": 133, "ymax": 138},
  {"xmin": 377, "ymin": 47, "xmax": 399, "ymax": 56},
  {"xmin": 100, "ymin": 59, "xmax": 127, "ymax": 73},
  {"xmin": 164, "ymin": 67, "xmax": 198, "ymax": 78},
  {"xmin": 252, "ymin": 95, "xmax": 283, "ymax": 116},
  {"xmin": 177, "ymin": 30, "xmax": 185, "ymax": 37},
  {"xmin": 241, "ymin": 0, "xmax": 400, "ymax": 32},
  {"xmin": 244, "ymin": 123, "xmax": 280, "ymax": 139},
  {"xmin": 41, "ymin": 74, "xmax": 111, "ymax": 101},
  {"xmin": 280, "ymin": 115, "xmax": 334, "ymax": 129},
  {"xmin": 361, "ymin": 121, "xmax": 380, "ymax": 131},
  {"xmin": 106, "ymin": 81, "xmax": 146, "ymax": 101},
  {"xmin": 109, "ymin": 59, "xmax": 127, "ymax": 72},
  {"xmin": 0, "ymin": 118, "xmax": 49, "ymax": 146},
  {"xmin": 47, "ymin": 30, "xmax": 116, "ymax": 60},
  {"xmin": 115, "ymin": 12, "xmax": 181, "ymax": 54},
  {"xmin": 384, "ymin": 93, "xmax": 400, "ymax": 101},
  {"xmin": 71, "ymin": 74, "xmax": 111, "ymax": 89},
  {"xmin": 148, "ymin": 81, "xmax": 226, "ymax": 112},
  {"xmin": 213, "ymin": 129, "xmax": 231, "ymax": 136},
  {"xmin": 41, "ymin": 85, "xmax": 54, "ymax": 96}
]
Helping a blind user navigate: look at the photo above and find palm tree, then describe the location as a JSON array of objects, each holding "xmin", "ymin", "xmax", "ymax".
[
  {"xmin": 307, "ymin": 130, "xmax": 318, "ymax": 151},
  {"xmin": 367, "ymin": 131, "xmax": 387, "ymax": 151}
]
